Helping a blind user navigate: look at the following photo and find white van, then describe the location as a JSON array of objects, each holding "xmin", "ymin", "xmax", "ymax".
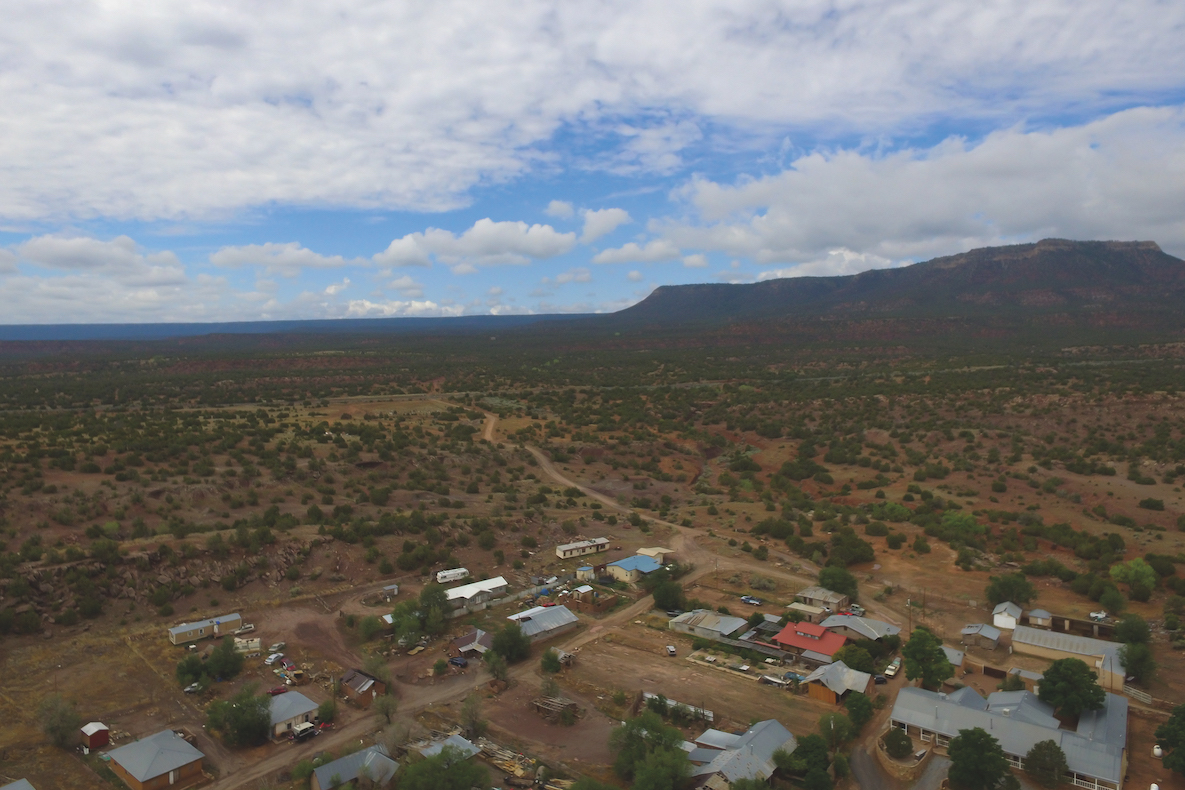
[{"xmin": 291, "ymin": 722, "xmax": 316, "ymax": 742}]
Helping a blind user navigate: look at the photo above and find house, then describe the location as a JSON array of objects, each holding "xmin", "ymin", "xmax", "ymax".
[
  {"xmin": 2, "ymin": 780, "xmax": 37, "ymax": 790},
  {"xmin": 450, "ymin": 627, "xmax": 494, "ymax": 658},
  {"xmin": 961, "ymin": 623, "xmax": 1001, "ymax": 649},
  {"xmin": 340, "ymin": 669, "xmax": 386, "ymax": 707},
  {"xmin": 606, "ymin": 554, "xmax": 662, "ymax": 583},
  {"xmin": 890, "ymin": 686, "xmax": 1128, "ymax": 790},
  {"xmin": 555, "ymin": 538, "xmax": 609, "ymax": 559},
  {"xmin": 445, "ymin": 576, "xmax": 509, "ymax": 609},
  {"xmin": 416, "ymin": 733, "xmax": 481, "ymax": 760},
  {"xmin": 107, "ymin": 730, "xmax": 205, "ymax": 790},
  {"xmin": 311, "ymin": 745, "xmax": 399, "ymax": 790},
  {"xmin": 992, "ymin": 601, "xmax": 1023, "ymax": 631},
  {"xmin": 786, "ymin": 601, "xmax": 826, "ymax": 624},
  {"xmin": 508, "ymin": 605, "xmax": 580, "ymax": 642},
  {"xmin": 820, "ymin": 615, "xmax": 901, "ymax": 642},
  {"xmin": 794, "ymin": 586, "xmax": 850, "ymax": 612},
  {"xmin": 772, "ymin": 621, "xmax": 846, "ymax": 664},
  {"xmin": 1027, "ymin": 608, "xmax": 1053, "ymax": 629},
  {"xmin": 1010, "ymin": 625, "xmax": 1125, "ymax": 691},
  {"xmin": 81, "ymin": 721, "xmax": 110, "ymax": 749},
  {"xmin": 167, "ymin": 613, "xmax": 242, "ymax": 645},
  {"xmin": 801, "ymin": 660, "xmax": 873, "ymax": 704},
  {"xmin": 685, "ymin": 719, "xmax": 797, "ymax": 788},
  {"xmin": 669, "ymin": 610, "xmax": 749, "ymax": 640},
  {"xmin": 637, "ymin": 546, "xmax": 675, "ymax": 564},
  {"xmin": 575, "ymin": 566, "xmax": 596, "ymax": 581},
  {"xmin": 269, "ymin": 691, "xmax": 319, "ymax": 738}
]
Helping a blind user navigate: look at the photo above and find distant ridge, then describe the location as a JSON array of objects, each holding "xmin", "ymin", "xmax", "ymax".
[{"xmin": 614, "ymin": 239, "xmax": 1185, "ymax": 326}]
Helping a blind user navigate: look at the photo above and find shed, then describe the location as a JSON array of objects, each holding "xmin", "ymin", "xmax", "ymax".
[
  {"xmin": 417, "ymin": 733, "xmax": 481, "ymax": 760},
  {"xmin": 961, "ymin": 623, "xmax": 1001, "ymax": 649},
  {"xmin": 668, "ymin": 609, "xmax": 748, "ymax": 640},
  {"xmin": 1, "ymin": 780, "xmax": 37, "ymax": 790},
  {"xmin": 311, "ymin": 745, "xmax": 398, "ymax": 790},
  {"xmin": 992, "ymin": 601, "xmax": 1022, "ymax": 631},
  {"xmin": 575, "ymin": 566, "xmax": 596, "ymax": 581},
  {"xmin": 381, "ymin": 584, "xmax": 400, "ymax": 601},
  {"xmin": 1026, "ymin": 608, "xmax": 1053, "ymax": 629},
  {"xmin": 269, "ymin": 690, "xmax": 319, "ymax": 738},
  {"xmin": 802, "ymin": 660, "xmax": 873, "ymax": 704},
  {"xmin": 508, "ymin": 605, "xmax": 580, "ymax": 642},
  {"xmin": 941, "ymin": 645, "xmax": 965, "ymax": 669},
  {"xmin": 340, "ymin": 669, "xmax": 387, "ymax": 707},
  {"xmin": 794, "ymin": 586, "xmax": 850, "ymax": 612},
  {"xmin": 786, "ymin": 602, "xmax": 826, "ymax": 624},
  {"xmin": 637, "ymin": 547, "xmax": 675, "ymax": 563},
  {"xmin": 81, "ymin": 721, "xmax": 110, "ymax": 749},
  {"xmin": 107, "ymin": 730, "xmax": 205, "ymax": 790}
]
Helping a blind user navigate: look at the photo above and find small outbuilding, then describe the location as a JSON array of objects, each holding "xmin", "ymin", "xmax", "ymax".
[
  {"xmin": 801, "ymin": 660, "xmax": 873, "ymax": 704},
  {"xmin": 340, "ymin": 669, "xmax": 386, "ymax": 708},
  {"xmin": 1026, "ymin": 608, "xmax": 1053, "ymax": 629},
  {"xmin": 794, "ymin": 586, "xmax": 850, "ymax": 612},
  {"xmin": 786, "ymin": 602, "xmax": 826, "ymax": 624},
  {"xmin": 416, "ymin": 733, "xmax": 481, "ymax": 760},
  {"xmin": 108, "ymin": 730, "xmax": 205, "ymax": 790},
  {"xmin": 961, "ymin": 623, "xmax": 1001, "ymax": 649},
  {"xmin": 81, "ymin": 721, "xmax": 110, "ymax": 749},
  {"xmin": 636, "ymin": 547, "xmax": 675, "ymax": 564},
  {"xmin": 450, "ymin": 627, "xmax": 494, "ymax": 658},
  {"xmin": 992, "ymin": 601, "xmax": 1022, "ymax": 631}
]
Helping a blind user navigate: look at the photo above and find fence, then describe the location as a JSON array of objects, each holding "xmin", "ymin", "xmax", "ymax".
[{"xmin": 1122, "ymin": 685, "xmax": 1152, "ymax": 705}]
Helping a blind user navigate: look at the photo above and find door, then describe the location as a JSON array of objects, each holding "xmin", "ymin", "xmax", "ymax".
[{"xmin": 169, "ymin": 769, "xmax": 176, "ymax": 784}]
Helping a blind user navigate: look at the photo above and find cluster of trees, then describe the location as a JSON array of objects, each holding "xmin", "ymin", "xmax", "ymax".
[{"xmin": 176, "ymin": 636, "xmax": 245, "ymax": 690}]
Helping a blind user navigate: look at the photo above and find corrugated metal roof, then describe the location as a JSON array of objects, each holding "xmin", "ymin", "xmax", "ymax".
[
  {"xmin": 167, "ymin": 612, "xmax": 240, "ymax": 637},
  {"xmin": 992, "ymin": 601, "xmax": 1022, "ymax": 618},
  {"xmin": 607, "ymin": 555, "xmax": 662, "ymax": 573},
  {"xmin": 312, "ymin": 745, "xmax": 398, "ymax": 788},
  {"xmin": 107, "ymin": 730, "xmax": 204, "ymax": 782},
  {"xmin": 890, "ymin": 687, "xmax": 1126, "ymax": 783},
  {"xmin": 1, "ymin": 779, "xmax": 37, "ymax": 790},
  {"xmin": 1027, "ymin": 608, "xmax": 1052, "ymax": 619},
  {"xmin": 1012, "ymin": 625, "xmax": 1124, "ymax": 676},
  {"xmin": 269, "ymin": 691, "xmax": 318, "ymax": 726},
  {"xmin": 941, "ymin": 645, "xmax": 964, "ymax": 667},
  {"xmin": 669, "ymin": 610, "xmax": 748, "ymax": 637},
  {"xmin": 802, "ymin": 661, "xmax": 871, "ymax": 695},
  {"xmin": 796, "ymin": 586, "xmax": 847, "ymax": 604},
  {"xmin": 512, "ymin": 604, "xmax": 579, "ymax": 638},
  {"xmin": 446, "ymin": 576, "xmax": 508, "ymax": 601},
  {"xmin": 691, "ymin": 720, "xmax": 796, "ymax": 784},
  {"xmin": 820, "ymin": 614, "xmax": 901, "ymax": 640},
  {"xmin": 961, "ymin": 623, "xmax": 1001, "ymax": 641},
  {"xmin": 420, "ymin": 734, "xmax": 480, "ymax": 759},
  {"xmin": 81, "ymin": 722, "xmax": 108, "ymax": 736}
]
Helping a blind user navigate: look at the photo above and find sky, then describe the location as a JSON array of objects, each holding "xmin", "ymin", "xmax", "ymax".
[{"xmin": 1, "ymin": 1, "xmax": 1184, "ymax": 324}]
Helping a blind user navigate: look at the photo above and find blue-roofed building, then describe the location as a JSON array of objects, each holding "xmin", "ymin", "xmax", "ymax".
[
  {"xmin": 311, "ymin": 745, "xmax": 398, "ymax": 790},
  {"xmin": 890, "ymin": 686, "xmax": 1128, "ymax": 790},
  {"xmin": 606, "ymin": 554, "xmax": 662, "ymax": 583}
]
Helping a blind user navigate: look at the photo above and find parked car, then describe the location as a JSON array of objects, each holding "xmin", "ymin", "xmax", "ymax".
[
  {"xmin": 282, "ymin": 659, "xmax": 296, "ymax": 671},
  {"xmin": 183, "ymin": 681, "xmax": 202, "ymax": 694},
  {"xmin": 874, "ymin": 674, "xmax": 888, "ymax": 685},
  {"xmin": 848, "ymin": 604, "xmax": 866, "ymax": 617},
  {"xmin": 740, "ymin": 596, "xmax": 763, "ymax": 606},
  {"xmin": 666, "ymin": 645, "xmax": 677, "ymax": 656},
  {"xmin": 268, "ymin": 686, "xmax": 289, "ymax": 696},
  {"xmin": 1089, "ymin": 611, "xmax": 1108, "ymax": 622},
  {"xmin": 665, "ymin": 610, "xmax": 684, "ymax": 617},
  {"xmin": 265, "ymin": 653, "xmax": 284, "ymax": 665},
  {"xmin": 448, "ymin": 656, "xmax": 468, "ymax": 667},
  {"xmin": 884, "ymin": 657, "xmax": 902, "ymax": 678},
  {"xmin": 268, "ymin": 642, "xmax": 286, "ymax": 652},
  {"xmin": 235, "ymin": 624, "xmax": 255, "ymax": 635}
]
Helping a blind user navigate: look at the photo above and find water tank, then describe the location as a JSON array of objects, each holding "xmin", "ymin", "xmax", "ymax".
[
  {"xmin": 1150, "ymin": 783, "xmax": 1159, "ymax": 790},
  {"xmin": 1153, "ymin": 744, "xmax": 1164, "ymax": 758}
]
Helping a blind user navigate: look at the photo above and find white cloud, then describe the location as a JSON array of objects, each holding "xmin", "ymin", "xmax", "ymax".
[
  {"xmin": 0, "ymin": 248, "xmax": 19, "ymax": 274},
  {"xmin": 555, "ymin": 267, "xmax": 592, "ymax": 284},
  {"xmin": 211, "ymin": 242, "xmax": 364, "ymax": 276},
  {"xmin": 388, "ymin": 275, "xmax": 424, "ymax": 298},
  {"xmin": 758, "ymin": 249, "xmax": 897, "ymax": 280},
  {"xmin": 545, "ymin": 200, "xmax": 574, "ymax": 219},
  {"xmin": 681, "ymin": 253, "xmax": 707, "ymax": 268},
  {"xmin": 17, "ymin": 234, "xmax": 186, "ymax": 286},
  {"xmin": 0, "ymin": 2, "xmax": 1181, "ymax": 220},
  {"xmin": 345, "ymin": 299, "xmax": 464, "ymax": 317},
  {"xmin": 376, "ymin": 218, "xmax": 577, "ymax": 271},
  {"xmin": 488, "ymin": 286, "xmax": 503, "ymax": 296},
  {"xmin": 580, "ymin": 207, "xmax": 632, "ymax": 243},
  {"xmin": 592, "ymin": 239, "xmax": 681, "ymax": 264},
  {"xmin": 324, "ymin": 277, "xmax": 351, "ymax": 295},
  {"xmin": 627, "ymin": 270, "xmax": 644, "ymax": 282},
  {"xmin": 663, "ymin": 107, "xmax": 1185, "ymax": 262}
]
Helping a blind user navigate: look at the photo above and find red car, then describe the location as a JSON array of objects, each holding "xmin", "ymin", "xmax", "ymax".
[{"xmin": 268, "ymin": 686, "xmax": 289, "ymax": 696}]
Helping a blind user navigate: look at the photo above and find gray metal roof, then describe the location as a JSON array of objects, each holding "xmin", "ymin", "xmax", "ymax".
[
  {"xmin": 1027, "ymin": 608, "xmax": 1052, "ymax": 619},
  {"xmin": 992, "ymin": 601, "xmax": 1022, "ymax": 618},
  {"xmin": 961, "ymin": 623, "xmax": 1001, "ymax": 641},
  {"xmin": 269, "ymin": 691, "xmax": 319, "ymax": 725},
  {"xmin": 796, "ymin": 586, "xmax": 847, "ymax": 604},
  {"xmin": 1, "ymin": 780, "xmax": 36, "ymax": 790},
  {"xmin": 419, "ymin": 734, "xmax": 480, "ymax": 760},
  {"xmin": 941, "ymin": 645, "xmax": 965, "ymax": 667},
  {"xmin": 890, "ymin": 687, "xmax": 1127, "ymax": 783},
  {"xmin": 669, "ymin": 609, "xmax": 748, "ymax": 637},
  {"xmin": 802, "ymin": 661, "xmax": 872, "ymax": 696},
  {"xmin": 691, "ymin": 720, "xmax": 796, "ymax": 784},
  {"xmin": 107, "ymin": 730, "xmax": 205, "ymax": 782},
  {"xmin": 1011, "ymin": 625, "xmax": 1124, "ymax": 675},
  {"xmin": 312, "ymin": 745, "xmax": 398, "ymax": 788},
  {"xmin": 513, "ymin": 604, "xmax": 579, "ymax": 638},
  {"xmin": 820, "ymin": 614, "xmax": 901, "ymax": 640}
]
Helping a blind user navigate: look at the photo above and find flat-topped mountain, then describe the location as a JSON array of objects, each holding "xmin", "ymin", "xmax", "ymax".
[{"xmin": 614, "ymin": 239, "xmax": 1185, "ymax": 325}]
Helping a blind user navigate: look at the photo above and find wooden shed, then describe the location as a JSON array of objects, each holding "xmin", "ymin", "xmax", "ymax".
[{"xmin": 81, "ymin": 722, "xmax": 109, "ymax": 749}]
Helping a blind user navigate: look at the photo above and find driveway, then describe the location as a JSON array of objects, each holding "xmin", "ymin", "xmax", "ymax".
[{"xmin": 849, "ymin": 746, "xmax": 949, "ymax": 790}]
